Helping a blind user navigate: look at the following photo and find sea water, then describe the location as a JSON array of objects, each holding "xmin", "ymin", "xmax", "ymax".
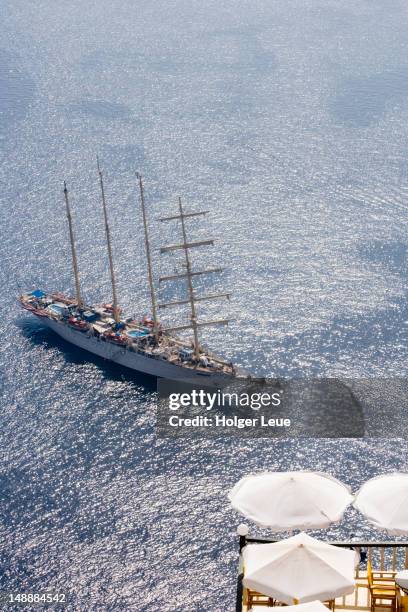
[{"xmin": 1, "ymin": 1, "xmax": 408, "ymax": 610}]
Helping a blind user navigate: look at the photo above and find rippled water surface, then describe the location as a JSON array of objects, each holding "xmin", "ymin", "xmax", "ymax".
[{"xmin": 2, "ymin": 1, "xmax": 408, "ymax": 610}]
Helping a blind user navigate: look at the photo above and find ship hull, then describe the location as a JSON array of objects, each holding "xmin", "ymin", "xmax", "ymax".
[{"xmin": 38, "ymin": 315, "xmax": 234, "ymax": 387}]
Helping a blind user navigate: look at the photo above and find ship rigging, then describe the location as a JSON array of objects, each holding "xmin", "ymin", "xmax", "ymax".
[{"xmin": 19, "ymin": 164, "xmax": 250, "ymax": 385}]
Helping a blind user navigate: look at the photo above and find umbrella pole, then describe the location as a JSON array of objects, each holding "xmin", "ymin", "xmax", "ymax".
[
  {"xmin": 235, "ymin": 572, "xmax": 244, "ymax": 612},
  {"xmin": 236, "ymin": 527, "xmax": 248, "ymax": 612}
]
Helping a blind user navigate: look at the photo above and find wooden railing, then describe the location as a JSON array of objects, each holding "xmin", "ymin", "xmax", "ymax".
[{"xmin": 236, "ymin": 537, "xmax": 408, "ymax": 612}]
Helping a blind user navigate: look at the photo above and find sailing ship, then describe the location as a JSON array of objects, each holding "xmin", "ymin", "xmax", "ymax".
[{"xmin": 19, "ymin": 163, "xmax": 250, "ymax": 386}]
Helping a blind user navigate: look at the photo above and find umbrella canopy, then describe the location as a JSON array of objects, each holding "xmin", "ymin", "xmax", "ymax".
[
  {"xmin": 229, "ymin": 471, "xmax": 353, "ymax": 530},
  {"xmin": 354, "ymin": 473, "xmax": 408, "ymax": 535},
  {"xmin": 251, "ymin": 603, "xmax": 328, "ymax": 612},
  {"xmin": 243, "ymin": 532, "xmax": 356, "ymax": 605}
]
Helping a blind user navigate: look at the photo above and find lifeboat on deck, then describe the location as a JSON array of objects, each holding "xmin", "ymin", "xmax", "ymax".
[
  {"xmin": 33, "ymin": 308, "xmax": 49, "ymax": 317},
  {"xmin": 105, "ymin": 331, "xmax": 127, "ymax": 345},
  {"xmin": 67, "ymin": 316, "xmax": 88, "ymax": 331}
]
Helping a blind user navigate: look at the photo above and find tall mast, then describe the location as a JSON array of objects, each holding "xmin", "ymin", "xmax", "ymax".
[
  {"xmin": 159, "ymin": 200, "xmax": 230, "ymax": 360},
  {"xmin": 63, "ymin": 181, "xmax": 82, "ymax": 308},
  {"xmin": 178, "ymin": 197, "xmax": 200, "ymax": 358},
  {"xmin": 136, "ymin": 173, "xmax": 159, "ymax": 336},
  {"xmin": 97, "ymin": 157, "xmax": 120, "ymax": 323}
]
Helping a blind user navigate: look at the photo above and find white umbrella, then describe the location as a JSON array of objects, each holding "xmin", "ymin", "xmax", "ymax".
[
  {"xmin": 282, "ymin": 603, "xmax": 329, "ymax": 612},
  {"xmin": 251, "ymin": 602, "xmax": 328, "ymax": 612},
  {"xmin": 229, "ymin": 471, "xmax": 353, "ymax": 530},
  {"xmin": 354, "ymin": 473, "xmax": 408, "ymax": 534},
  {"xmin": 243, "ymin": 532, "xmax": 356, "ymax": 605}
]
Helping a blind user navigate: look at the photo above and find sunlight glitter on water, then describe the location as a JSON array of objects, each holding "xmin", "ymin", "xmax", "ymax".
[{"xmin": 2, "ymin": 1, "xmax": 408, "ymax": 610}]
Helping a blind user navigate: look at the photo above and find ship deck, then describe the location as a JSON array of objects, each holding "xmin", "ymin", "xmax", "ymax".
[{"xmin": 19, "ymin": 291, "xmax": 237, "ymax": 377}]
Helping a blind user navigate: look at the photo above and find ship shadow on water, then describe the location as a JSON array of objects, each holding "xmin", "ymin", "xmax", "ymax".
[{"xmin": 16, "ymin": 317, "xmax": 157, "ymax": 392}]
